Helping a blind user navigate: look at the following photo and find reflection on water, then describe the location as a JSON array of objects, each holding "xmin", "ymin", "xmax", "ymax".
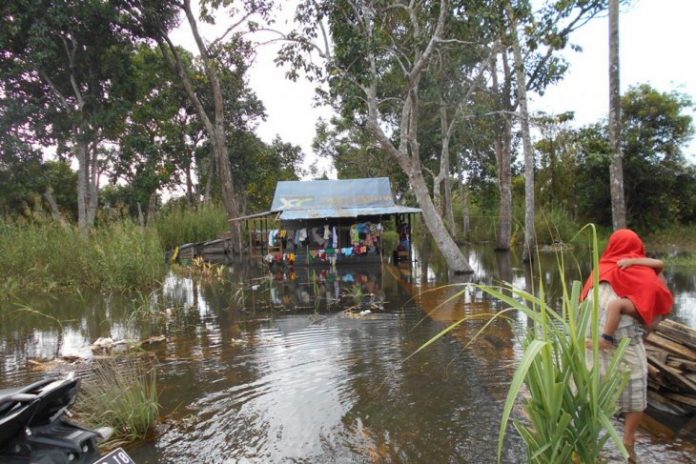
[{"xmin": 1, "ymin": 244, "xmax": 696, "ymax": 463}]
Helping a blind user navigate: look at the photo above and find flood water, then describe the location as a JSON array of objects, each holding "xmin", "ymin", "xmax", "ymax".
[{"xmin": 2, "ymin": 244, "xmax": 696, "ymax": 463}]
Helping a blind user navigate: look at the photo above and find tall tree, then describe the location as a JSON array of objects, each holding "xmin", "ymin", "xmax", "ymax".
[
  {"xmin": 281, "ymin": 0, "xmax": 475, "ymax": 272},
  {"xmin": 608, "ymin": 0, "xmax": 626, "ymax": 229},
  {"xmin": 506, "ymin": 1, "xmax": 536, "ymax": 260},
  {"xmin": 0, "ymin": 0, "xmax": 137, "ymax": 229},
  {"xmin": 125, "ymin": 0, "xmax": 272, "ymax": 251}
]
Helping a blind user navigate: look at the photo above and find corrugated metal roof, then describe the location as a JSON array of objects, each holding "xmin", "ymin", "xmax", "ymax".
[
  {"xmin": 270, "ymin": 177, "xmax": 421, "ymax": 220},
  {"xmin": 279, "ymin": 206, "xmax": 421, "ymax": 220}
]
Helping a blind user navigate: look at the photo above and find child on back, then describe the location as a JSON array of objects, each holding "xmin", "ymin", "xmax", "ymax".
[
  {"xmin": 598, "ymin": 257, "xmax": 664, "ymax": 350},
  {"xmin": 582, "ymin": 229, "xmax": 674, "ymax": 350}
]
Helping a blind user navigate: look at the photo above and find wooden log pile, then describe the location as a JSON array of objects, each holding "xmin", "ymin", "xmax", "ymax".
[{"xmin": 645, "ymin": 319, "xmax": 696, "ymax": 417}]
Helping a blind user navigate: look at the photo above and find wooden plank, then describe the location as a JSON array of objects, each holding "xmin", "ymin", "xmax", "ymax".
[
  {"xmin": 646, "ymin": 333, "xmax": 696, "ymax": 362},
  {"xmin": 666, "ymin": 358, "xmax": 696, "ymax": 371},
  {"xmin": 665, "ymin": 393, "xmax": 696, "ymax": 408},
  {"xmin": 648, "ymin": 356, "xmax": 696, "ymax": 393},
  {"xmin": 648, "ymin": 389, "xmax": 689, "ymax": 415},
  {"xmin": 656, "ymin": 319, "xmax": 696, "ymax": 350},
  {"xmin": 646, "ymin": 345, "xmax": 669, "ymax": 364}
]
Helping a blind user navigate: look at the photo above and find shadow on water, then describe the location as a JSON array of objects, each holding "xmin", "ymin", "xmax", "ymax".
[{"xmin": 1, "ymin": 242, "xmax": 696, "ymax": 463}]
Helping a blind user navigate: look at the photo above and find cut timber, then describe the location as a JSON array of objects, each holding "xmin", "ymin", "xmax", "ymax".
[
  {"xmin": 656, "ymin": 319, "xmax": 696, "ymax": 351},
  {"xmin": 665, "ymin": 393, "xmax": 696, "ymax": 409},
  {"xmin": 648, "ymin": 389, "xmax": 689, "ymax": 415},
  {"xmin": 648, "ymin": 356, "xmax": 696, "ymax": 393},
  {"xmin": 646, "ymin": 344, "xmax": 669, "ymax": 364},
  {"xmin": 667, "ymin": 358, "xmax": 696, "ymax": 372},
  {"xmin": 646, "ymin": 333, "xmax": 696, "ymax": 362}
]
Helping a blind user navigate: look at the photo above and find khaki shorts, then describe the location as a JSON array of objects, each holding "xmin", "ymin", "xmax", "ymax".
[{"xmin": 585, "ymin": 283, "xmax": 648, "ymax": 413}]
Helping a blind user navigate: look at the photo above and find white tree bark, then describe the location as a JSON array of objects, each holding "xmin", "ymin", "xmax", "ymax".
[
  {"xmin": 507, "ymin": 3, "xmax": 536, "ymax": 261},
  {"xmin": 492, "ymin": 49, "xmax": 513, "ymax": 250},
  {"xmin": 360, "ymin": 0, "xmax": 472, "ymax": 273},
  {"xmin": 609, "ymin": 0, "xmax": 626, "ymax": 230},
  {"xmin": 156, "ymin": 0, "xmax": 244, "ymax": 252}
]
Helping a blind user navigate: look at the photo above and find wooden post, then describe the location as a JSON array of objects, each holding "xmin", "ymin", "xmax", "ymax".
[{"xmin": 407, "ymin": 214, "xmax": 413, "ymax": 262}]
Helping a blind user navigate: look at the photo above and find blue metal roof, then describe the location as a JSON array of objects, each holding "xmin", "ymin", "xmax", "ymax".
[{"xmin": 270, "ymin": 177, "xmax": 421, "ymax": 220}]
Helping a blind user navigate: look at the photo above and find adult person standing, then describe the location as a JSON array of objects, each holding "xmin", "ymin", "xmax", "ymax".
[{"xmin": 581, "ymin": 229, "xmax": 674, "ymax": 463}]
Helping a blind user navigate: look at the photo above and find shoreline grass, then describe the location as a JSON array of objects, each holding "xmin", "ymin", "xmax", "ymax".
[
  {"xmin": 154, "ymin": 202, "xmax": 229, "ymax": 251},
  {"xmin": 76, "ymin": 359, "xmax": 159, "ymax": 445},
  {"xmin": 0, "ymin": 220, "xmax": 165, "ymax": 298}
]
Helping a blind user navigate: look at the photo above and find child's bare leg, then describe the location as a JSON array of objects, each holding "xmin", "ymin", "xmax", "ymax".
[{"xmin": 601, "ymin": 298, "xmax": 637, "ymax": 349}]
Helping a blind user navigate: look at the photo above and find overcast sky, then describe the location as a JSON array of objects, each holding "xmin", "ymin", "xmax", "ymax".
[{"xmin": 176, "ymin": 0, "xmax": 696, "ymax": 177}]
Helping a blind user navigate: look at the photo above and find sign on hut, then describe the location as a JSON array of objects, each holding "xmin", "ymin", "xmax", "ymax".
[{"xmin": 232, "ymin": 178, "xmax": 421, "ymax": 267}]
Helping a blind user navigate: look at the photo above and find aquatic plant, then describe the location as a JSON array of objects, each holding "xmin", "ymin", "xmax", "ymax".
[
  {"xmin": 77, "ymin": 359, "xmax": 159, "ymax": 444},
  {"xmin": 154, "ymin": 203, "xmax": 229, "ymax": 251},
  {"xmin": 410, "ymin": 225, "xmax": 631, "ymax": 463},
  {"xmin": 0, "ymin": 220, "xmax": 165, "ymax": 298},
  {"xmin": 172, "ymin": 257, "xmax": 227, "ymax": 281}
]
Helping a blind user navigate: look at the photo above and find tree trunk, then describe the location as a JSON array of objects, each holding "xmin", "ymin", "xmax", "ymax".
[
  {"xmin": 185, "ymin": 160, "xmax": 194, "ymax": 204},
  {"xmin": 609, "ymin": 0, "xmax": 626, "ymax": 230},
  {"xmin": 76, "ymin": 139, "xmax": 89, "ymax": 231},
  {"xmin": 146, "ymin": 191, "xmax": 158, "ymax": 226},
  {"xmin": 492, "ymin": 50, "xmax": 513, "ymax": 250},
  {"xmin": 437, "ymin": 99, "xmax": 456, "ymax": 236},
  {"xmin": 203, "ymin": 155, "xmax": 214, "ymax": 203},
  {"xmin": 361, "ymin": 0, "xmax": 470, "ymax": 272},
  {"xmin": 86, "ymin": 148, "xmax": 99, "ymax": 227},
  {"xmin": 460, "ymin": 180, "xmax": 470, "ymax": 242},
  {"xmin": 410, "ymin": 166, "xmax": 471, "ymax": 273},
  {"xmin": 508, "ymin": 3, "xmax": 536, "ymax": 261},
  {"xmin": 43, "ymin": 186, "xmax": 68, "ymax": 228},
  {"xmin": 455, "ymin": 154, "xmax": 470, "ymax": 242},
  {"xmin": 444, "ymin": 172, "xmax": 456, "ymax": 237},
  {"xmin": 137, "ymin": 202, "xmax": 145, "ymax": 227}
]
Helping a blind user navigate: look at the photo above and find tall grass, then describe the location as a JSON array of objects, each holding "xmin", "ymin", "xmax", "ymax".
[
  {"xmin": 154, "ymin": 202, "xmax": 229, "ymax": 250},
  {"xmin": 409, "ymin": 226, "xmax": 630, "ymax": 463},
  {"xmin": 77, "ymin": 359, "xmax": 159, "ymax": 443},
  {"xmin": 0, "ymin": 220, "xmax": 165, "ymax": 296}
]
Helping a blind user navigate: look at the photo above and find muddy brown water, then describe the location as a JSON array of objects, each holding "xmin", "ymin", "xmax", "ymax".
[{"xmin": 1, "ymin": 245, "xmax": 696, "ymax": 463}]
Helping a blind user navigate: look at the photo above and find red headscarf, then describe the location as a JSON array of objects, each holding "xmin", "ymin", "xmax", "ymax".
[{"xmin": 581, "ymin": 229, "xmax": 673, "ymax": 326}]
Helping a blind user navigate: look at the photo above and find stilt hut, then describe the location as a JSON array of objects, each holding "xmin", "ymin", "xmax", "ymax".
[{"xmin": 232, "ymin": 178, "xmax": 420, "ymax": 267}]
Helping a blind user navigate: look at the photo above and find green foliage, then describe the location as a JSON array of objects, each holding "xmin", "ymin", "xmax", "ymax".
[
  {"xmin": 645, "ymin": 224, "xmax": 696, "ymax": 256},
  {"xmin": 154, "ymin": 203, "xmax": 229, "ymax": 250},
  {"xmin": 0, "ymin": 220, "xmax": 164, "ymax": 297},
  {"xmin": 410, "ymin": 227, "xmax": 630, "ymax": 463},
  {"xmin": 0, "ymin": 155, "xmax": 77, "ymax": 219},
  {"xmin": 537, "ymin": 84, "xmax": 696, "ymax": 230},
  {"xmin": 77, "ymin": 359, "xmax": 159, "ymax": 443}
]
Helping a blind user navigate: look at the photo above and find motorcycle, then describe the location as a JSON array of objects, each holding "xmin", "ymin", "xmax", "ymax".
[{"xmin": 0, "ymin": 372, "xmax": 135, "ymax": 464}]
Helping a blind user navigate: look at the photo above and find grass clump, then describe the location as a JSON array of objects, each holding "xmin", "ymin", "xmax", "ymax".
[
  {"xmin": 410, "ymin": 225, "xmax": 630, "ymax": 463},
  {"xmin": 77, "ymin": 359, "xmax": 159, "ymax": 444},
  {"xmin": 154, "ymin": 203, "xmax": 229, "ymax": 251}
]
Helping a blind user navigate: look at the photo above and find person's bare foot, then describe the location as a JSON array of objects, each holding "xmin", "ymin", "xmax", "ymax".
[{"xmin": 625, "ymin": 443, "xmax": 638, "ymax": 463}]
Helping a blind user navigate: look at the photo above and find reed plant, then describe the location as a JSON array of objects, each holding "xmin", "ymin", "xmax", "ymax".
[
  {"xmin": 77, "ymin": 359, "xmax": 159, "ymax": 444},
  {"xmin": 154, "ymin": 202, "xmax": 229, "ymax": 251},
  {"xmin": 410, "ymin": 226, "xmax": 631, "ymax": 463},
  {"xmin": 0, "ymin": 220, "xmax": 165, "ymax": 297}
]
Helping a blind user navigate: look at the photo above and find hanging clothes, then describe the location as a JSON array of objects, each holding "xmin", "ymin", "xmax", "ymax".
[
  {"xmin": 332, "ymin": 226, "xmax": 338, "ymax": 248},
  {"xmin": 350, "ymin": 224, "xmax": 360, "ymax": 245},
  {"xmin": 323, "ymin": 224, "xmax": 331, "ymax": 240},
  {"xmin": 296, "ymin": 228, "xmax": 307, "ymax": 244},
  {"xmin": 268, "ymin": 229, "xmax": 279, "ymax": 246},
  {"xmin": 312, "ymin": 227, "xmax": 325, "ymax": 246}
]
